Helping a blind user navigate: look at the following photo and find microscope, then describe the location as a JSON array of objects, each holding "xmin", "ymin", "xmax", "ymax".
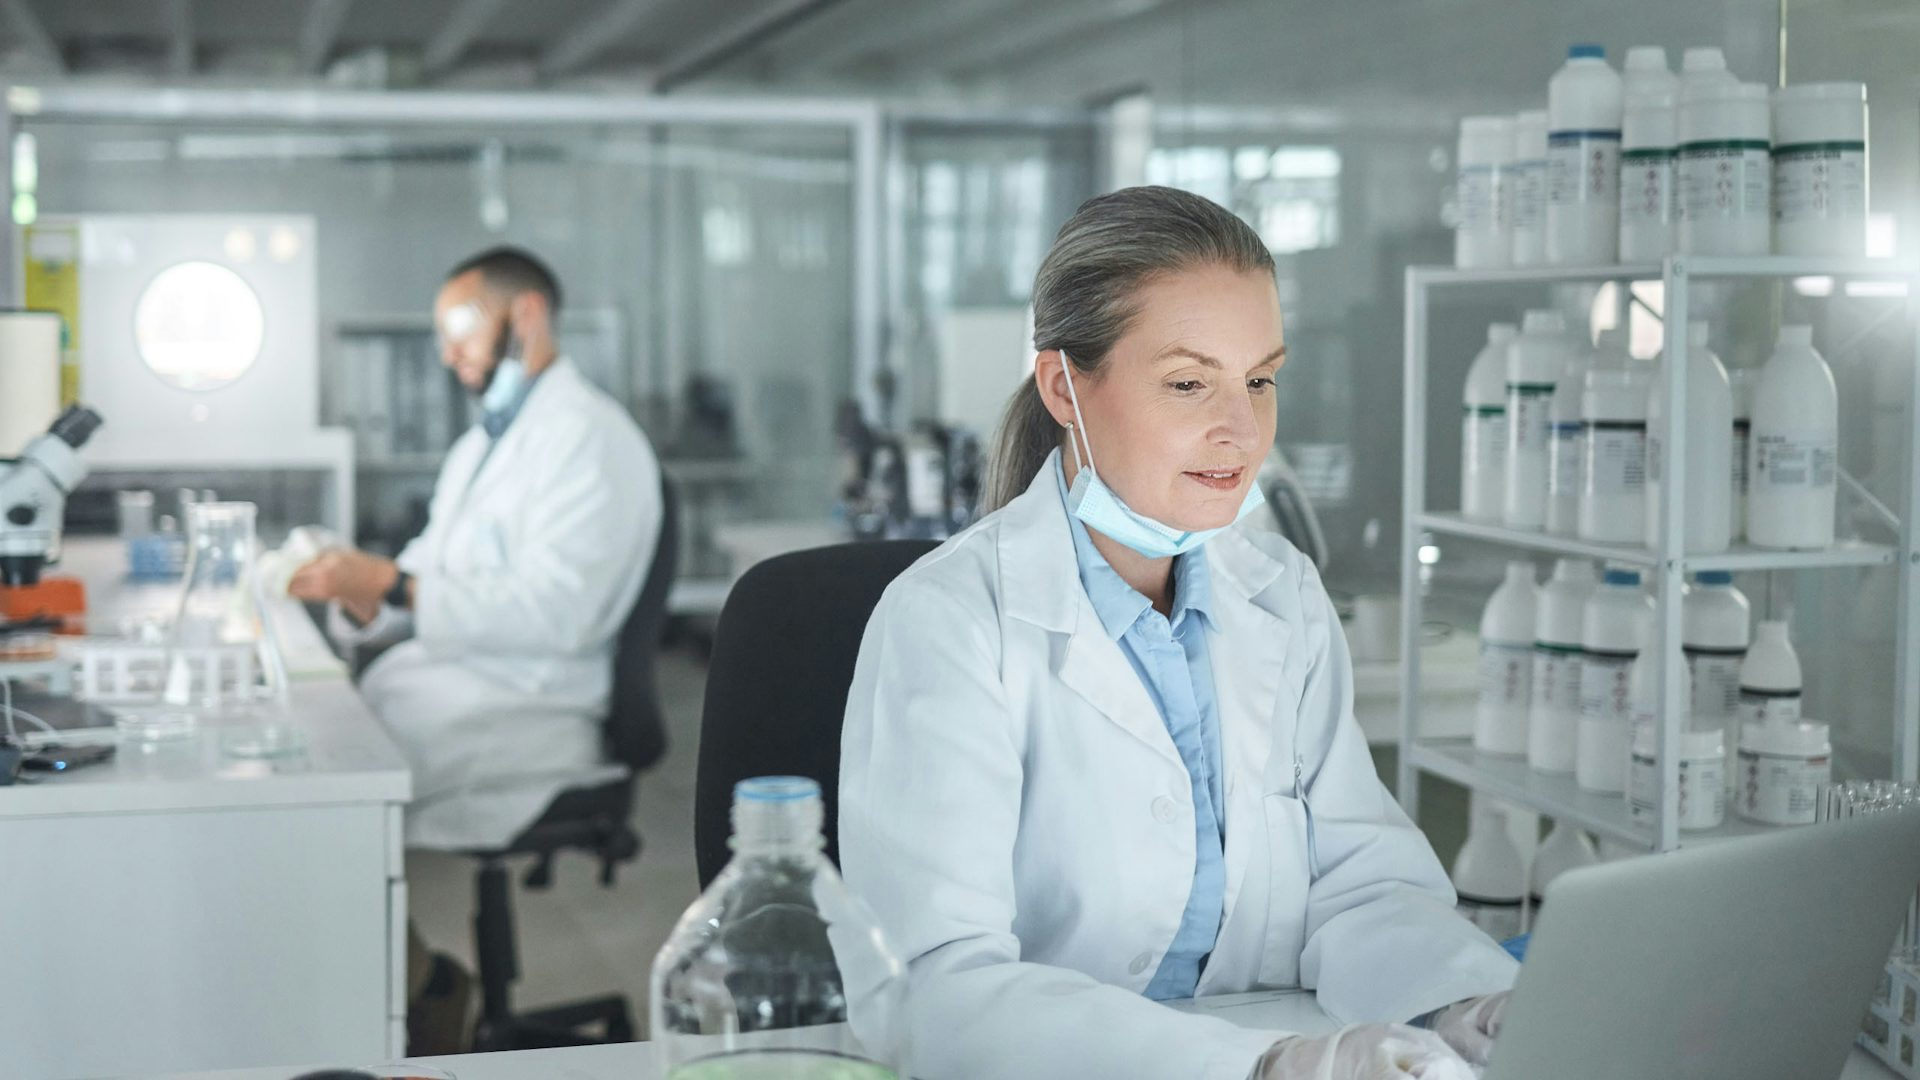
[{"xmin": 1, "ymin": 404, "xmax": 103, "ymax": 593}]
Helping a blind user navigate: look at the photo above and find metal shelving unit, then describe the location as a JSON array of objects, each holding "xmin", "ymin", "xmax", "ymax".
[{"xmin": 1398, "ymin": 256, "xmax": 1920, "ymax": 854}]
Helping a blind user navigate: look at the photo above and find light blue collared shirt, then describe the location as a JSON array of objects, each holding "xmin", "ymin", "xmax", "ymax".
[{"xmin": 1056, "ymin": 461, "xmax": 1227, "ymax": 1001}]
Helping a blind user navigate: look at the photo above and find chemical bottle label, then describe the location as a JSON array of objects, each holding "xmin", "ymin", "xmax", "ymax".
[
  {"xmin": 1647, "ymin": 429, "xmax": 1663, "ymax": 484},
  {"xmin": 1510, "ymin": 160, "xmax": 1547, "ymax": 231},
  {"xmin": 1547, "ymin": 130, "xmax": 1621, "ymax": 207},
  {"xmin": 1772, "ymin": 142, "xmax": 1867, "ymax": 224},
  {"xmin": 1579, "ymin": 651, "xmax": 1636, "ymax": 724},
  {"xmin": 1549, "ymin": 422, "xmax": 1585, "ymax": 497},
  {"xmin": 1480, "ymin": 642, "xmax": 1534, "ymax": 709},
  {"xmin": 1738, "ymin": 747, "xmax": 1827, "ymax": 825},
  {"xmin": 1532, "ymin": 643, "xmax": 1584, "ymax": 715},
  {"xmin": 1620, "ymin": 147, "xmax": 1674, "ymax": 227},
  {"xmin": 1677, "ymin": 140, "xmax": 1771, "ymax": 223},
  {"xmin": 1463, "ymin": 410, "xmax": 1510, "ymax": 470},
  {"xmin": 1585, "ymin": 421, "xmax": 1647, "ymax": 495},
  {"xmin": 1458, "ymin": 164, "xmax": 1510, "ymax": 232},
  {"xmin": 1753, "ymin": 430, "xmax": 1838, "ymax": 491},
  {"xmin": 1738, "ymin": 688, "xmax": 1802, "ymax": 727},
  {"xmin": 1684, "ymin": 646, "xmax": 1746, "ymax": 722},
  {"xmin": 1508, "ymin": 384, "xmax": 1557, "ymax": 454}
]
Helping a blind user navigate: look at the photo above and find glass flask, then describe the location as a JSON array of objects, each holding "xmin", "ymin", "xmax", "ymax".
[
  {"xmin": 120, "ymin": 501, "xmax": 299, "ymax": 753},
  {"xmin": 651, "ymin": 777, "xmax": 909, "ymax": 1080}
]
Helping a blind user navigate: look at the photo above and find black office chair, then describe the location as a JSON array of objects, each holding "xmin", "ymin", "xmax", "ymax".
[
  {"xmin": 465, "ymin": 476, "xmax": 679, "ymax": 1052},
  {"xmin": 694, "ymin": 540, "xmax": 938, "ymax": 889}
]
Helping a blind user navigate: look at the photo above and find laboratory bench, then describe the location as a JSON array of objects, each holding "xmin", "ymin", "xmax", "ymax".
[
  {"xmin": 1, "ymin": 540, "xmax": 412, "ymax": 1079},
  {"xmin": 119, "ymin": 990, "xmax": 1900, "ymax": 1079}
]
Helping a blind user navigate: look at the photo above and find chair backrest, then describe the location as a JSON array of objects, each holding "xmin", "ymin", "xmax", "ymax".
[
  {"xmin": 695, "ymin": 539, "xmax": 938, "ymax": 888},
  {"xmin": 604, "ymin": 473, "xmax": 680, "ymax": 774}
]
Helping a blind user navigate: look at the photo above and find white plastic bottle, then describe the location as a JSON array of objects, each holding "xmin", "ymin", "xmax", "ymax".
[
  {"xmin": 1619, "ymin": 47, "xmax": 1679, "ymax": 261},
  {"xmin": 1457, "ymin": 116, "xmax": 1516, "ymax": 268},
  {"xmin": 1738, "ymin": 619, "xmax": 1803, "ymax": 727},
  {"xmin": 1578, "ymin": 566, "xmax": 1654, "ymax": 793},
  {"xmin": 1528, "ymin": 819, "xmax": 1599, "ymax": 906},
  {"xmin": 1679, "ymin": 46, "xmax": 1737, "ymax": 94},
  {"xmin": 1677, "ymin": 81, "xmax": 1772, "ymax": 255},
  {"xmin": 1682, "ymin": 570, "xmax": 1751, "ymax": 728},
  {"xmin": 1529, "ymin": 558, "xmax": 1598, "ymax": 773},
  {"xmin": 1771, "ymin": 83, "xmax": 1869, "ymax": 257},
  {"xmin": 1730, "ymin": 367, "xmax": 1757, "ymax": 542},
  {"xmin": 1748, "ymin": 324, "xmax": 1838, "ymax": 549},
  {"xmin": 1580, "ymin": 354, "xmax": 1652, "ymax": 543},
  {"xmin": 1453, "ymin": 797, "xmax": 1527, "ymax": 942},
  {"xmin": 1477, "ymin": 561, "xmax": 1540, "ymax": 756},
  {"xmin": 1645, "ymin": 321, "xmax": 1732, "ymax": 554},
  {"xmin": 1511, "ymin": 110, "xmax": 1550, "ymax": 266},
  {"xmin": 1546, "ymin": 329, "xmax": 1594, "ymax": 536},
  {"xmin": 1462, "ymin": 323, "xmax": 1517, "ymax": 523},
  {"xmin": 1547, "ymin": 45, "xmax": 1623, "ymax": 266},
  {"xmin": 1625, "ymin": 647, "xmax": 1726, "ymax": 831},
  {"xmin": 1505, "ymin": 310, "xmax": 1570, "ymax": 531}
]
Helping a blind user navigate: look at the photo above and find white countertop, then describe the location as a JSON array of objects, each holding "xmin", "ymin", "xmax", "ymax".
[
  {"xmin": 117, "ymin": 989, "xmax": 1899, "ymax": 1080},
  {"xmin": 0, "ymin": 539, "xmax": 410, "ymax": 818}
]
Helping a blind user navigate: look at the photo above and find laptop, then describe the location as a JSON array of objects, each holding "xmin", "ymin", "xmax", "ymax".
[{"xmin": 1486, "ymin": 809, "xmax": 1920, "ymax": 1080}]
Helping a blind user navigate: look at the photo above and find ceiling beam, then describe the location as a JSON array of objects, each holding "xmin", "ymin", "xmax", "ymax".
[
  {"xmin": 422, "ymin": 0, "xmax": 509, "ymax": 76},
  {"xmin": 164, "ymin": 0, "xmax": 193, "ymax": 77},
  {"xmin": 299, "ymin": 0, "xmax": 354, "ymax": 75},
  {"xmin": 0, "ymin": 0, "xmax": 63, "ymax": 74},
  {"xmin": 652, "ymin": 0, "xmax": 853, "ymax": 92},
  {"xmin": 539, "ymin": 0, "xmax": 654, "ymax": 80}
]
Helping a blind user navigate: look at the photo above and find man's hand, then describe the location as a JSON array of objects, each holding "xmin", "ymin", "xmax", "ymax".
[{"xmin": 288, "ymin": 549, "xmax": 401, "ymax": 625}]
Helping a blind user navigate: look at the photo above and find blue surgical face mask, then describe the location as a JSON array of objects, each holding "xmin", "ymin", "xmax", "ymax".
[
  {"xmin": 480, "ymin": 356, "xmax": 528, "ymax": 414},
  {"xmin": 1058, "ymin": 352, "xmax": 1264, "ymax": 560}
]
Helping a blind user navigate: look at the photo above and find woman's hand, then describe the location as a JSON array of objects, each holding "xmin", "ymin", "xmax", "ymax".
[
  {"xmin": 1427, "ymin": 991, "xmax": 1510, "ymax": 1066},
  {"xmin": 1253, "ymin": 1023, "xmax": 1476, "ymax": 1079}
]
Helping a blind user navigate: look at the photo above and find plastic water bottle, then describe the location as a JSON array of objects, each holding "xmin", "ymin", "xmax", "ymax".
[{"xmin": 651, "ymin": 777, "xmax": 909, "ymax": 1080}]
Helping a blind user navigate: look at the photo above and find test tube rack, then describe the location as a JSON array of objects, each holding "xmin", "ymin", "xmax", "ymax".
[{"xmin": 1822, "ymin": 782, "xmax": 1920, "ymax": 1075}]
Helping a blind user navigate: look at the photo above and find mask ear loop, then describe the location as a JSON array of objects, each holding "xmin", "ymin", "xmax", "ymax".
[{"xmin": 1058, "ymin": 350, "xmax": 1098, "ymax": 477}]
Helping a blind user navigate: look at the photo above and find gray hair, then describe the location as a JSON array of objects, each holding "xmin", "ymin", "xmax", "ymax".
[{"xmin": 982, "ymin": 185, "xmax": 1275, "ymax": 512}]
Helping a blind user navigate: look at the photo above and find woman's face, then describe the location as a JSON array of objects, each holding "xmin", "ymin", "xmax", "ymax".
[{"xmin": 1044, "ymin": 263, "xmax": 1285, "ymax": 533}]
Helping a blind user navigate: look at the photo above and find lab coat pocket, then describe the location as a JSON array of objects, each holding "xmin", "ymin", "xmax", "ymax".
[
  {"xmin": 1258, "ymin": 792, "xmax": 1314, "ymax": 986},
  {"xmin": 448, "ymin": 516, "xmax": 512, "ymax": 574}
]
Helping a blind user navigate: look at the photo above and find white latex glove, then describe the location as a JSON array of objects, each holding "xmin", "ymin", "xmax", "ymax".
[
  {"xmin": 1254, "ymin": 1023, "xmax": 1477, "ymax": 1080},
  {"xmin": 1427, "ymin": 991, "xmax": 1510, "ymax": 1067}
]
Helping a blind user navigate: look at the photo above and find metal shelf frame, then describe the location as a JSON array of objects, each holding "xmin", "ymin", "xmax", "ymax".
[{"xmin": 1399, "ymin": 255, "xmax": 1920, "ymax": 854}]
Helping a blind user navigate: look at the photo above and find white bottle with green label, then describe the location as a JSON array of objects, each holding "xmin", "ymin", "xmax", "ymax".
[
  {"xmin": 1462, "ymin": 323, "xmax": 1517, "ymax": 523},
  {"xmin": 1478, "ymin": 561, "xmax": 1540, "ymax": 756},
  {"xmin": 1645, "ymin": 321, "xmax": 1732, "ymax": 554},
  {"xmin": 1730, "ymin": 366, "xmax": 1757, "ymax": 542},
  {"xmin": 1682, "ymin": 570, "xmax": 1750, "ymax": 729},
  {"xmin": 1505, "ymin": 310, "xmax": 1571, "ymax": 531},
  {"xmin": 1748, "ymin": 325, "xmax": 1838, "ymax": 549},
  {"xmin": 1546, "ymin": 326, "xmax": 1595, "ymax": 537},
  {"xmin": 1738, "ymin": 619, "xmax": 1803, "ymax": 728},
  {"xmin": 1580, "ymin": 354, "xmax": 1651, "ymax": 543},
  {"xmin": 1510, "ymin": 110, "xmax": 1551, "ymax": 267},
  {"xmin": 1546, "ymin": 44, "xmax": 1623, "ymax": 266},
  {"xmin": 1618, "ymin": 46, "xmax": 1678, "ymax": 261},
  {"xmin": 1529, "ymin": 558, "xmax": 1598, "ymax": 773},
  {"xmin": 1677, "ymin": 81, "xmax": 1772, "ymax": 255},
  {"xmin": 1771, "ymin": 82, "xmax": 1868, "ymax": 257},
  {"xmin": 1457, "ymin": 116, "xmax": 1516, "ymax": 268}
]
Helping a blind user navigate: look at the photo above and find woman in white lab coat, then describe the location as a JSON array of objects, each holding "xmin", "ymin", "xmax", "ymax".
[{"xmin": 837, "ymin": 187, "xmax": 1518, "ymax": 1080}]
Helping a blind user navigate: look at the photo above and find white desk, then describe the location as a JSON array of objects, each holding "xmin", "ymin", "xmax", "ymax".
[
  {"xmin": 123, "ymin": 990, "xmax": 1899, "ymax": 1080},
  {"xmin": 1, "ymin": 541, "xmax": 412, "ymax": 1080}
]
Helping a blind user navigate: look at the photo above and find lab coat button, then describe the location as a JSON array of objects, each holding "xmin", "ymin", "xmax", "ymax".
[
  {"xmin": 1129, "ymin": 951, "xmax": 1153, "ymax": 976},
  {"xmin": 1151, "ymin": 796, "xmax": 1179, "ymax": 824}
]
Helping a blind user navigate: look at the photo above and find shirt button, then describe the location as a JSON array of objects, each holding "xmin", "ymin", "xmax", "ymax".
[
  {"xmin": 1129, "ymin": 951, "xmax": 1153, "ymax": 976},
  {"xmin": 1152, "ymin": 796, "xmax": 1180, "ymax": 824}
]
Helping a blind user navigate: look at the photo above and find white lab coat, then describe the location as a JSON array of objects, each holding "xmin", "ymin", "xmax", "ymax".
[
  {"xmin": 838, "ymin": 450, "xmax": 1517, "ymax": 1080},
  {"xmin": 330, "ymin": 357, "xmax": 660, "ymax": 850}
]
